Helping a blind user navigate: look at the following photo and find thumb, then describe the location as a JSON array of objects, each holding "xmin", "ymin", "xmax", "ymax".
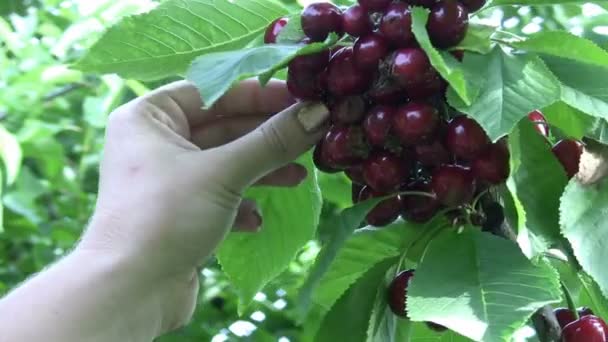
[{"xmin": 212, "ymin": 101, "xmax": 330, "ymax": 191}]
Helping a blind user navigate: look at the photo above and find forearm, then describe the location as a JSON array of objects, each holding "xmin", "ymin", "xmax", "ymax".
[{"xmin": 0, "ymin": 248, "xmax": 170, "ymax": 342}]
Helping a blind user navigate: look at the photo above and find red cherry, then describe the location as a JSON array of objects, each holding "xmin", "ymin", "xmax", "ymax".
[
  {"xmin": 552, "ymin": 139, "xmax": 584, "ymax": 179},
  {"xmin": 359, "ymin": 0, "xmax": 392, "ymax": 12},
  {"xmin": 327, "ymin": 47, "xmax": 372, "ymax": 96},
  {"xmin": 393, "ymin": 102, "xmax": 440, "ymax": 145},
  {"xmin": 407, "ymin": 75, "xmax": 446, "ymax": 100},
  {"xmin": 427, "ymin": 0, "xmax": 469, "ymax": 48},
  {"xmin": 342, "ymin": 4, "xmax": 373, "ymax": 38},
  {"xmin": 390, "ymin": 48, "xmax": 439, "ymax": 95},
  {"xmin": 401, "ymin": 181, "xmax": 441, "ymax": 223},
  {"xmin": 388, "ymin": 269, "xmax": 415, "ymax": 317},
  {"xmin": 363, "ymin": 151, "xmax": 408, "ymax": 192},
  {"xmin": 367, "ymin": 78, "xmax": 406, "ymax": 105},
  {"xmin": 359, "ymin": 186, "xmax": 402, "ymax": 227},
  {"xmin": 554, "ymin": 308, "xmax": 577, "ymax": 329},
  {"xmin": 286, "ymin": 68, "xmax": 326, "ymax": 100},
  {"xmin": 471, "ymin": 141, "xmax": 510, "ymax": 184},
  {"xmin": 321, "ymin": 125, "xmax": 369, "ymax": 169},
  {"xmin": 329, "ymin": 96, "xmax": 366, "ymax": 124},
  {"xmin": 415, "ymin": 138, "xmax": 450, "ymax": 169},
  {"xmin": 313, "ymin": 141, "xmax": 340, "ymax": 173},
  {"xmin": 379, "ymin": 3, "xmax": 414, "ymax": 48},
  {"xmin": 354, "ymin": 33, "xmax": 390, "ymax": 71},
  {"xmin": 562, "ymin": 315, "xmax": 608, "ymax": 342},
  {"xmin": 527, "ymin": 110, "xmax": 550, "ymax": 137},
  {"xmin": 301, "ymin": 2, "xmax": 343, "ymax": 42},
  {"xmin": 288, "ymin": 49, "xmax": 330, "ymax": 74},
  {"xmin": 363, "ymin": 105, "xmax": 397, "ymax": 147},
  {"xmin": 460, "ymin": 0, "xmax": 486, "ymax": 12},
  {"xmin": 445, "ymin": 116, "xmax": 491, "ymax": 160},
  {"xmin": 431, "ymin": 165, "xmax": 475, "ymax": 206},
  {"xmin": 264, "ymin": 17, "xmax": 289, "ymax": 44},
  {"xmin": 345, "ymin": 164, "xmax": 365, "ymax": 184}
]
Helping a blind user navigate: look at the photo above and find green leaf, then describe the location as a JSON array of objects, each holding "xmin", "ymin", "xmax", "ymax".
[
  {"xmin": 187, "ymin": 37, "xmax": 336, "ymax": 107},
  {"xmin": 408, "ymin": 228, "xmax": 562, "ymax": 342},
  {"xmin": 216, "ymin": 153, "xmax": 322, "ymax": 312},
  {"xmin": 0, "ymin": 124, "xmax": 22, "ymax": 185},
  {"xmin": 296, "ymin": 196, "xmax": 387, "ymax": 320},
  {"xmin": 507, "ymin": 120, "xmax": 568, "ymax": 257},
  {"xmin": 486, "ymin": 0, "xmax": 590, "ymax": 7},
  {"xmin": 448, "ymin": 47, "xmax": 561, "ymax": 141},
  {"xmin": 276, "ymin": 14, "xmax": 304, "ymax": 44},
  {"xmin": 411, "ymin": 322, "xmax": 471, "ymax": 341},
  {"xmin": 512, "ymin": 31, "xmax": 608, "ymax": 68},
  {"xmin": 560, "ymin": 176, "xmax": 608, "ymax": 299},
  {"xmin": 315, "ymin": 259, "xmax": 395, "ymax": 342},
  {"xmin": 74, "ymin": 0, "xmax": 288, "ymax": 80},
  {"xmin": 577, "ymin": 272, "xmax": 608, "ymax": 320},
  {"xmin": 314, "ymin": 222, "xmax": 425, "ymax": 314},
  {"xmin": 451, "ymin": 23, "xmax": 495, "ymax": 54},
  {"xmin": 411, "ymin": 7, "xmax": 478, "ymax": 105},
  {"xmin": 542, "ymin": 55, "xmax": 608, "ymax": 121},
  {"xmin": 542, "ymin": 101, "xmax": 608, "ymax": 145},
  {"xmin": 318, "ymin": 172, "xmax": 352, "ymax": 209}
]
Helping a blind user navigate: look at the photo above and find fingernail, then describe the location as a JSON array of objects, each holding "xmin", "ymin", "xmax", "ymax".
[{"xmin": 296, "ymin": 102, "xmax": 330, "ymax": 133}]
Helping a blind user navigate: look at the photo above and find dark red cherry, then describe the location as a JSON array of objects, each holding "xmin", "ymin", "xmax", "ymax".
[
  {"xmin": 445, "ymin": 116, "xmax": 490, "ymax": 160},
  {"xmin": 327, "ymin": 47, "xmax": 372, "ymax": 96},
  {"xmin": 407, "ymin": 75, "xmax": 445, "ymax": 100},
  {"xmin": 401, "ymin": 181, "xmax": 440, "ymax": 223},
  {"xmin": 460, "ymin": 0, "xmax": 486, "ymax": 12},
  {"xmin": 427, "ymin": 0, "xmax": 469, "ymax": 48},
  {"xmin": 388, "ymin": 269, "xmax": 415, "ymax": 317},
  {"xmin": 415, "ymin": 138, "xmax": 450, "ymax": 169},
  {"xmin": 359, "ymin": 0, "xmax": 392, "ymax": 12},
  {"xmin": 345, "ymin": 164, "xmax": 365, "ymax": 185},
  {"xmin": 301, "ymin": 2, "xmax": 344, "ymax": 42},
  {"xmin": 431, "ymin": 165, "xmax": 475, "ymax": 206},
  {"xmin": 393, "ymin": 102, "xmax": 440, "ymax": 145},
  {"xmin": 264, "ymin": 17, "xmax": 289, "ymax": 44},
  {"xmin": 321, "ymin": 125, "xmax": 369, "ymax": 169},
  {"xmin": 554, "ymin": 308, "xmax": 577, "ymax": 329},
  {"xmin": 561, "ymin": 315, "xmax": 608, "ymax": 342},
  {"xmin": 379, "ymin": 3, "xmax": 414, "ymax": 48},
  {"xmin": 527, "ymin": 110, "xmax": 550, "ymax": 137},
  {"xmin": 363, "ymin": 105, "xmax": 397, "ymax": 147},
  {"xmin": 286, "ymin": 68, "xmax": 326, "ymax": 100},
  {"xmin": 343, "ymin": 4, "xmax": 373, "ymax": 37},
  {"xmin": 359, "ymin": 186, "xmax": 402, "ymax": 227},
  {"xmin": 329, "ymin": 96, "xmax": 366, "ymax": 124},
  {"xmin": 363, "ymin": 151, "xmax": 408, "ymax": 192},
  {"xmin": 367, "ymin": 78, "xmax": 406, "ymax": 105},
  {"xmin": 390, "ymin": 48, "xmax": 439, "ymax": 94},
  {"xmin": 426, "ymin": 322, "xmax": 448, "ymax": 332},
  {"xmin": 313, "ymin": 141, "xmax": 340, "ymax": 173},
  {"xmin": 552, "ymin": 139, "xmax": 584, "ymax": 179},
  {"xmin": 354, "ymin": 33, "xmax": 390, "ymax": 71},
  {"xmin": 288, "ymin": 49, "xmax": 330, "ymax": 74},
  {"xmin": 471, "ymin": 142, "xmax": 510, "ymax": 184}
]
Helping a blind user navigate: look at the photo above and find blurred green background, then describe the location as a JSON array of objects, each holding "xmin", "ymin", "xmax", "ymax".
[{"xmin": 0, "ymin": 0, "xmax": 606, "ymax": 341}]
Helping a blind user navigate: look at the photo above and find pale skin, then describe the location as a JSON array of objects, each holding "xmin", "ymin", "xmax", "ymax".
[{"xmin": 0, "ymin": 79, "xmax": 330, "ymax": 342}]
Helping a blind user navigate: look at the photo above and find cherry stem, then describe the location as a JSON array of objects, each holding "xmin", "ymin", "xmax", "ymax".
[
  {"xmin": 561, "ymin": 281, "xmax": 580, "ymax": 320},
  {"xmin": 397, "ymin": 191, "xmax": 436, "ymax": 199}
]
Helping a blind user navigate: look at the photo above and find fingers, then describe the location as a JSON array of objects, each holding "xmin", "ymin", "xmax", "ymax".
[
  {"xmin": 190, "ymin": 115, "xmax": 268, "ymax": 149},
  {"xmin": 207, "ymin": 101, "xmax": 330, "ymax": 192},
  {"xmin": 233, "ymin": 199, "xmax": 262, "ymax": 232},
  {"xmin": 254, "ymin": 163, "xmax": 308, "ymax": 187}
]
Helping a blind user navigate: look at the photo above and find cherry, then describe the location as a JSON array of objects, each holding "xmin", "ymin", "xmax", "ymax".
[
  {"xmin": 552, "ymin": 139, "xmax": 584, "ymax": 179},
  {"xmin": 367, "ymin": 78, "xmax": 406, "ymax": 105},
  {"xmin": 288, "ymin": 49, "xmax": 330, "ymax": 74},
  {"xmin": 264, "ymin": 17, "xmax": 289, "ymax": 44},
  {"xmin": 345, "ymin": 164, "xmax": 365, "ymax": 184},
  {"xmin": 286, "ymin": 68, "xmax": 326, "ymax": 100},
  {"xmin": 363, "ymin": 105, "xmax": 397, "ymax": 147},
  {"xmin": 388, "ymin": 269, "xmax": 415, "ymax": 317},
  {"xmin": 401, "ymin": 181, "xmax": 441, "ymax": 223},
  {"xmin": 343, "ymin": 4, "xmax": 373, "ymax": 38},
  {"xmin": 406, "ymin": 75, "xmax": 446, "ymax": 100},
  {"xmin": 329, "ymin": 96, "xmax": 366, "ymax": 124},
  {"xmin": 313, "ymin": 141, "xmax": 340, "ymax": 173},
  {"xmin": 363, "ymin": 151, "xmax": 408, "ymax": 192},
  {"xmin": 359, "ymin": 0, "xmax": 392, "ymax": 12},
  {"xmin": 390, "ymin": 48, "xmax": 439, "ymax": 94},
  {"xmin": 431, "ymin": 165, "xmax": 475, "ymax": 206},
  {"xmin": 327, "ymin": 47, "xmax": 372, "ymax": 96},
  {"xmin": 415, "ymin": 138, "xmax": 450, "ymax": 169},
  {"xmin": 301, "ymin": 2, "xmax": 343, "ymax": 42},
  {"xmin": 426, "ymin": 322, "xmax": 448, "ymax": 332},
  {"xmin": 321, "ymin": 125, "xmax": 369, "ymax": 169},
  {"xmin": 554, "ymin": 307, "xmax": 596, "ymax": 328},
  {"xmin": 354, "ymin": 33, "xmax": 390, "ymax": 71},
  {"xmin": 427, "ymin": 0, "xmax": 469, "ymax": 49},
  {"xmin": 471, "ymin": 141, "xmax": 510, "ymax": 184},
  {"xmin": 445, "ymin": 116, "xmax": 490, "ymax": 160},
  {"xmin": 359, "ymin": 186, "xmax": 402, "ymax": 226},
  {"xmin": 527, "ymin": 110, "xmax": 550, "ymax": 137},
  {"xmin": 562, "ymin": 315, "xmax": 608, "ymax": 342},
  {"xmin": 393, "ymin": 102, "xmax": 440, "ymax": 145},
  {"xmin": 460, "ymin": 0, "xmax": 486, "ymax": 12},
  {"xmin": 379, "ymin": 3, "xmax": 414, "ymax": 48}
]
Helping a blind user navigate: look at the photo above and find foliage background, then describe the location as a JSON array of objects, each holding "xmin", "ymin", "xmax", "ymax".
[{"xmin": 0, "ymin": 0, "xmax": 606, "ymax": 341}]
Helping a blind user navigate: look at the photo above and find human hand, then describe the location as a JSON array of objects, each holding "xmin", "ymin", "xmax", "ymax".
[{"xmin": 78, "ymin": 79, "xmax": 329, "ymax": 331}]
